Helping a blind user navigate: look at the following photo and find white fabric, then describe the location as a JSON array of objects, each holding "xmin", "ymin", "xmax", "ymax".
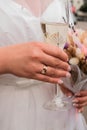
[
  {"xmin": 0, "ymin": 0, "xmax": 86, "ymax": 130},
  {"xmin": 41, "ymin": 0, "xmax": 74, "ymax": 25},
  {"xmin": 42, "ymin": 0, "xmax": 66, "ymax": 23}
]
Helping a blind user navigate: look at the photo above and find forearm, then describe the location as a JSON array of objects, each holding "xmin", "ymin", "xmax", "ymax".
[
  {"xmin": 0, "ymin": 47, "xmax": 9, "ymax": 74},
  {"xmin": 0, "ymin": 42, "xmax": 70, "ymax": 83}
]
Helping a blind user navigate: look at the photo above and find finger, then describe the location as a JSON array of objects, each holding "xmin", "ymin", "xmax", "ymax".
[
  {"xmin": 41, "ymin": 53, "xmax": 70, "ymax": 71},
  {"xmin": 75, "ymin": 91, "xmax": 87, "ymax": 97},
  {"xmin": 77, "ymin": 107, "xmax": 84, "ymax": 113},
  {"xmin": 73, "ymin": 102, "xmax": 87, "ymax": 108},
  {"xmin": 42, "ymin": 44, "xmax": 68, "ymax": 62},
  {"xmin": 45, "ymin": 67, "xmax": 70, "ymax": 78},
  {"xmin": 72, "ymin": 96, "xmax": 87, "ymax": 108},
  {"xmin": 33, "ymin": 73, "xmax": 63, "ymax": 84},
  {"xmin": 73, "ymin": 96, "xmax": 87, "ymax": 104},
  {"xmin": 38, "ymin": 65, "xmax": 71, "ymax": 79}
]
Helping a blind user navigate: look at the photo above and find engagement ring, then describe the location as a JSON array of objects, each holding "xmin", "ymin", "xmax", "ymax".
[{"xmin": 41, "ymin": 65, "xmax": 48, "ymax": 75}]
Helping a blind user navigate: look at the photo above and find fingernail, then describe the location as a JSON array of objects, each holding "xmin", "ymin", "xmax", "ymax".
[
  {"xmin": 68, "ymin": 95, "xmax": 72, "ymax": 98},
  {"xmin": 78, "ymin": 110, "xmax": 81, "ymax": 113},
  {"xmin": 66, "ymin": 93, "xmax": 72, "ymax": 98},
  {"xmin": 68, "ymin": 66, "xmax": 71, "ymax": 71},
  {"xmin": 73, "ymin": 103, "xmax": 76, "ymax": 106},
  {"xmin": 58, "ymin": 79, "xmax": 63, "ymax": 84},
  {"xmin": 73, "ymin": 103, "xmax": 78, "ymax": 107},
  {"xmin": 75, "ymin": 93, "xmax": 80, "ymax": 96},
  {"xmin": 72, "ymin": 99, "xmax": 78, "ymax": 103},
  {"xmin": 66, "ymin": 72, "xmax": 71, "ymax": 78}
]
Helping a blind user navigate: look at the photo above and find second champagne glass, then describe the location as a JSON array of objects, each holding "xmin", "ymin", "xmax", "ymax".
[{"xmin": 40, "ymin": 0, "xmax": 70, "ymax": 110}]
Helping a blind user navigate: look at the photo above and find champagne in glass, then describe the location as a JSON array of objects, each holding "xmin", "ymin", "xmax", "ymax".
[{"xmin": 41, "ymin": 22, "xmax": 68, "ymax": 48}]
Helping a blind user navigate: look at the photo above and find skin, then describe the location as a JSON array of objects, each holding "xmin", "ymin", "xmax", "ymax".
[
  {"xmin": 60, "ymin": 84, "xmax": 87, "ymax": 112},
  {"xmin": 0, "ymin": 42, "xmax": 71, "ymax": 84},
  {"xmin": 1, "ymin": 41, "xmax": 86, "ymax": 112},
  {"xmin": 72, "ymin": 91, "xmax": 87, "ymax": 112},
  {"xmin": 60, "ymin": 84, "xmax": 73, "ymax": 97}
]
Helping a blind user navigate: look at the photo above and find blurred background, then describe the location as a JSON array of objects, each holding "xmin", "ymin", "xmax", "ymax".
[{"xmin": 70, "ymin": 0, "xmax": 87, "ymax": 29}]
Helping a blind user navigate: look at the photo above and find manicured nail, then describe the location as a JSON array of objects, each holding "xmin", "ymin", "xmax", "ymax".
[
  {"xmin": 72, "ymin": 99, "xmax": 78, "ymax": 103},
  {"xmin": 73, "ymin": 103, "xmax": 78, "ymax": 107},
  {"xmin": 58, "ymin": 79, "xmax": 63, "ymax": 84},
  {"xmin": 68, "ymin": 95, "xmax": 72, "ymax": 98},
  {"xmin": 68, "ymin": 66, "xmax": 71, "ymax": 71},
  {"xmin": 75, "ymin": 93, "xmax": 81, "ymax": 96},
  {"xmin": 73, "ymin": 103, "xmax": 76, "ymax": 106},
  {"xmin": 67, "ymin": 57, "xmax": 69, "ymax": 62},
  {"xmin": 66, "ymin": 93, "xmax": 72, "ymax": 98},
  {"xmin": 66, "ymin": 72, "xmax": 71, "ymax": 78},
  {"xmin": 78, "ymin": 110, "xmax": 81, "ymax": 113}
]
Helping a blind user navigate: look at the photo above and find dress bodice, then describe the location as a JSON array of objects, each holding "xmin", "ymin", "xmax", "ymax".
[{"xmin": 0, "ymin": 1, "xmax": 59, "ymax": 130}]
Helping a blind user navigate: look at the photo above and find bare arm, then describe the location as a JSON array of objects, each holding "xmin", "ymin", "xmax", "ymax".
[{"xmin": 0, "ymin": 42, "xmax": 71, "ymax": 84}]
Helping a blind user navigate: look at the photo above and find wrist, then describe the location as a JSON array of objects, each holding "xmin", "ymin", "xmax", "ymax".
[{"xmin": 0, "ymin": 46, "xmax": 10, "ymax": 74}]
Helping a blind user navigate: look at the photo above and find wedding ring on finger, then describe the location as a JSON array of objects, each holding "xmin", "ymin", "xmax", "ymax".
[{"xmin": 41, "ymin": 65, "xmax": 48, "ymax": 75}]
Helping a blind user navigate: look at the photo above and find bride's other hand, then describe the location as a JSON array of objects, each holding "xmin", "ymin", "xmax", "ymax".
[
  {"xmin": 72, "ymin": 91, "xmax": 87, "ymax": 112},
  {"xmin": 60, "ymin": 83, "xmax": 73, "ymax": 97},
  {"xmin": 0, "ymin": 42, "xmax": 71, "ymax": 84}
]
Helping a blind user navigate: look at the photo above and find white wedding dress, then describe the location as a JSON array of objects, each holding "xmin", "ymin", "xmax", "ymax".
[{"xmin": 0, "ymin": 0, "xmax": 87, "ymax": 130}]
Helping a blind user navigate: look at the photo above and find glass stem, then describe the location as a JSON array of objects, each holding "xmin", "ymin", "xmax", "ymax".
[{"xmin": 55, "ymin": 84, "xmax": 62, "ymax": 98}]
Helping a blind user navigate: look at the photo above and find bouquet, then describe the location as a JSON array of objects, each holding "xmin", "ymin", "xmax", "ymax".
[{"xmin": 63, "ymin": 27, "xmax": 87, "ymax": 94}]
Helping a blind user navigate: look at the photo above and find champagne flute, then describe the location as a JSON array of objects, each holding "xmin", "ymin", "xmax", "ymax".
[{"xmin": 40, "ymin": 0, "xmax": 70, "ymax": 110}]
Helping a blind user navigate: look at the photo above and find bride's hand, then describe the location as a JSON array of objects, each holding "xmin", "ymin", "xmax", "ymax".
[
  {"xmin": 72, "ymin": 91, "xmax": 87, "ymax": 112},
  {"xmin": 0, "ymin": 42, "xmax": 71, "ymax": 83},
  {"xmin": 60, "ymin": 83, "xmax": 73, "ymax": 97}
]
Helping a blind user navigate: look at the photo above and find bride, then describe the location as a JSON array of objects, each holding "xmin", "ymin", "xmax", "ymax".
[{"xmin": 0, "ymin": 0, "xmax": 86, "ymax": 130}]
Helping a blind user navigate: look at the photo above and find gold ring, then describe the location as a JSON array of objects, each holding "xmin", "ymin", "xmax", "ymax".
[{"xmin": 41, "ymin": 65, "xmax": 48, "ymax": 75}]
